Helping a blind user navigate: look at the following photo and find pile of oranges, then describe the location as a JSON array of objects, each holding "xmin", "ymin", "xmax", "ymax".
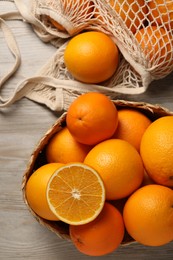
[
  {"xmin": 22, "ymin": 0, "xmax": 173, "ymax": 257},
  {"xmin": 48, "ymin": 0, "xmax": 173, "ymax": 84},
  {"xmin": 25, "ymin": 92, "xmax": 173, "ymax": 256}
]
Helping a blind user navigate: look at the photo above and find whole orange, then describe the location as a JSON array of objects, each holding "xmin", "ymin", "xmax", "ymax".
[
  {"xmin": 25, "ymin": 163, "xmax": 64, "ymax": 220},
  {"xmin": 46, "ymin": 127, "xmax": 92, "ymax": 163},
  {"xmin": 64, "ymin": 31, "xmax": 119, "ymax": 83},
  {"xmin": 66, "ymin": 92, "xmax": 118, "ymax": 145},
  {"xmin": 113, "ymin": 108, "xmax": 151, "ymax": 151},
  {"xmin": 84, "ymin": 139, "xmax": 144, "ymax": 200},
  {"xmin": 123, "ymin": 184, "xmax": 173, "ymax": 246},
  {"xmin": 140, "ymin": 116, "xmax": 173, "ymax": 187},
  {"xmin": 70, "ymin": 202, "xmax": 124, "ymax": 256},
  {"xmin": 135, "ymin": 25, "xmax": 173, "ymax": 68},
  {"xmin": 148, "ymin": 0, "xmax": 173, "ymax": 29},
  {"xmin": 95, "ymin": 0, "xmax": 147, "ymax": 34}
]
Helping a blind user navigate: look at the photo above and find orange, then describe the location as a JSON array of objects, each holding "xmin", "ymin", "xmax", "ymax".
[
  {"xmin": 46, "ymin": 127, "xmax": 92, "ymax": 163},
  {"xmin": 48, "ymin": 0, "xmax": 94, "ymax": 32},
  {"xmin": 148, "ymin": 0, "xmax": 173, "ymax": 29},
  {"xmin": 66, "ymin": 0, "xmax": 94, "ymax": 17},
  {"xmin": 70, "ymin": 202, "xmax": 124, "ymax": 256},
  {"xmin": 66, "ymin": 92, "xmax": 118, "ymax": 145},
  {"xmin": 135, "ymin": 25, "xmax": 173, "ymax": 67},
  {"xmin": 112, "ymin": 108, "xmax": 151, "ymax": 151},
  {"xmin": 140, "ymin": 116, "xmax": 173, "ymax": 187},
  {"xmin": 49, "ymin": 17, "xmax": 66, "ymax": 32},
  {"xmin": 123, "ymin": 184, "xmax": 173, "ymax": 246},
  {"xmin": 46, "ymin": 162, "xmax": 105, "ymax": 225},
  {"xmin": 94, "ymin": 0, "xmax": 147, "ymax": 33},
  {"xmin": 64, "ymin": 31, "xmax": 119, "ymax": 83},
  {"xmin": 84, "ymin": 139, "xmax": 144, "ymax": 200},
  {"xmin": 25, "ymin": 163, "xmax": 64, "ymax": 220}
]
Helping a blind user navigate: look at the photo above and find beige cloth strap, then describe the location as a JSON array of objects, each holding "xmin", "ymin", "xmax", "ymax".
[
  {"xmin": 0, "ymin": 13, "xmax": 146, "ymax": 111},
  {"xmin": 0, "ymin": 17, "xmax": 21, "ymax": 101},
  {"xmin": 2, "ymin": 0, "xmax": 168, "ymax": 111},
  {"xmin": 13, "ymin": 0, "xmax": 67, "ymax": 40},
  {"xmin": 0, "ymin": 3, "xmax": 117, "ymax": 111},
  {"xmin": 0, "ymin": 75, "xmax": 110, "ymax": 110},
  {"xmin": 0, "ymin": 0, "xmax": 148, "ymax": 112},
  {"xmin": 13, "ymin": 0, "xmax": 46, "ymax": 30},
  {"xmin": 0, "ymin": 1, "xmax": 43, "ymax": 107},
  {"xmin": 0, "ymin": 11, "xmax": 22, "ymax": 21},
  {"xmin": 0, "ymin": 73, "xmax": 144, "ymax": 111}
]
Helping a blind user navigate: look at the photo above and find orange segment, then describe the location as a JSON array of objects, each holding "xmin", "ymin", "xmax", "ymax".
[{"xmin": 46, "ymin": 163, "xmax": 105, "ymax": 225}]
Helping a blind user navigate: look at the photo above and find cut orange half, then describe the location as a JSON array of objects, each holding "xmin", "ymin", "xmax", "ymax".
[{"xmin": 46, "ymin": 163, "xmax": 105, "ymax": 225}]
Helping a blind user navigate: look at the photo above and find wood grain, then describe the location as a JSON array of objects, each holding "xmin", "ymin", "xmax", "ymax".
[{"xmin": 0, "ymin": 2, "xmax": 173, "ymax": 259}]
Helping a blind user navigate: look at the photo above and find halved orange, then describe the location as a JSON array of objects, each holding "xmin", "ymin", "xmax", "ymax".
[{"xmin": 46, "ymin": 163, "xmax": 105, "ymax": 225}]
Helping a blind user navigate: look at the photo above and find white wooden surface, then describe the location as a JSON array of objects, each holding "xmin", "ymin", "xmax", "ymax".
[{"xmin": 0, "ymin": 1, "xmax": 173, "ymax": 259}]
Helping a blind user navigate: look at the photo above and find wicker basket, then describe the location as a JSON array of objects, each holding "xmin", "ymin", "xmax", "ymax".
[{"xmin": 22, "ymin": 99, "xmax": 173, "ymax": 245}]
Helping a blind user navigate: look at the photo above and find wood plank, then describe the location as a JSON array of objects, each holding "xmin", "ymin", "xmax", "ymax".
[{"xmin": 0, "ymin": 1, "xmax": 173, "ymax": 259}]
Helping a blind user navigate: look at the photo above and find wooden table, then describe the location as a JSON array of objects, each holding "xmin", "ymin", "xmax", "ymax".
[{"xmin": 0, "ymin": 1, "xmax": 173, "ymax": 259}]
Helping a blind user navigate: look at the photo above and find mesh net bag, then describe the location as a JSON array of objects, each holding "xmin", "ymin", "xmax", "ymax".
[
  {"xmin": 25, "ymin": 0, "xmax": 173, "ymax": 92},
  {"xmin": 1, "ymin": 0, "xmax": 173, "ymax": 110}
]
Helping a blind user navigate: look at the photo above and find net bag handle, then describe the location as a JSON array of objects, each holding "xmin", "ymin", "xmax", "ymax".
[{"xmin": 0, "ymin": 16, "xmax": 21, "ymax": 102}]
